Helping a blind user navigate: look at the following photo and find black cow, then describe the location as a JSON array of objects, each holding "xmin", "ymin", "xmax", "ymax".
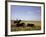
[
  {"xmin": 16, "ymin": 23, "xmax": 25, "ymax": 27},
  {"xmin": 27, "ymin": 23, "xmax": 34, "ymax": 27}
]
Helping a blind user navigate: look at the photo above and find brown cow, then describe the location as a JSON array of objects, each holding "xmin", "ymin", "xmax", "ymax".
[{"xmin": 27, "ymin": 23, "xmax": 34, "ymax": 27}]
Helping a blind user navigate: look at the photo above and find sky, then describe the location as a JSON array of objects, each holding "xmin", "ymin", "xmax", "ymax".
[{"xmin": 11, "ymin": 5, "xmax": 41, "ymax": 21}]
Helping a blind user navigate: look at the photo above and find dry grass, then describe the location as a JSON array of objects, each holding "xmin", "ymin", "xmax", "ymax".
[{"xmin": 11, "ymin": 20, "xmax": 41, "ymax": 32}]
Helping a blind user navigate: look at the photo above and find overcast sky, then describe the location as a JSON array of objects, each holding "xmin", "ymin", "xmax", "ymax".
[{"xmin": 11, "ymin": 5, "xmax": 41, "ymax": 21}]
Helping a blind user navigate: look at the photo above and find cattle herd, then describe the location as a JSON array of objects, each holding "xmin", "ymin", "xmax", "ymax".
[{"xmin": 14, "ymin": 20, "xmax": 35, "ymax": 27}]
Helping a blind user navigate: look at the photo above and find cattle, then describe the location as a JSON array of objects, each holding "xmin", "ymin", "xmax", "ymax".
[
  {"xmin": 16, "ymin": 23, "xmax": 25, "ymax": 27},
  {"xmin": 27, "ymin": 23, "xmax": 34, "ymax": 27}
]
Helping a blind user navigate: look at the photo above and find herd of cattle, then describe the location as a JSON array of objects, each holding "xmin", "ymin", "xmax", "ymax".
[{"xmin": 13, "ymin": 20, "xmax": 35, "ymax": 27}]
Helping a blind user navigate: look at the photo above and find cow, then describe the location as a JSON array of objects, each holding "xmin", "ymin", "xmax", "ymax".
[
  {"xmin": 27, "ymin": 23, "xmax": 34, "ymax": 27},
  {"xmin": 16, "ymin": 23, "xmax": 25, "ymax": 27}
]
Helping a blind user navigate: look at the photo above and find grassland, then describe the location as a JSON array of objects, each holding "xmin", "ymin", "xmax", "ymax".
[{"xmin": 11, "ymin": 20, "xmax": 41, "ymax": 32}]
